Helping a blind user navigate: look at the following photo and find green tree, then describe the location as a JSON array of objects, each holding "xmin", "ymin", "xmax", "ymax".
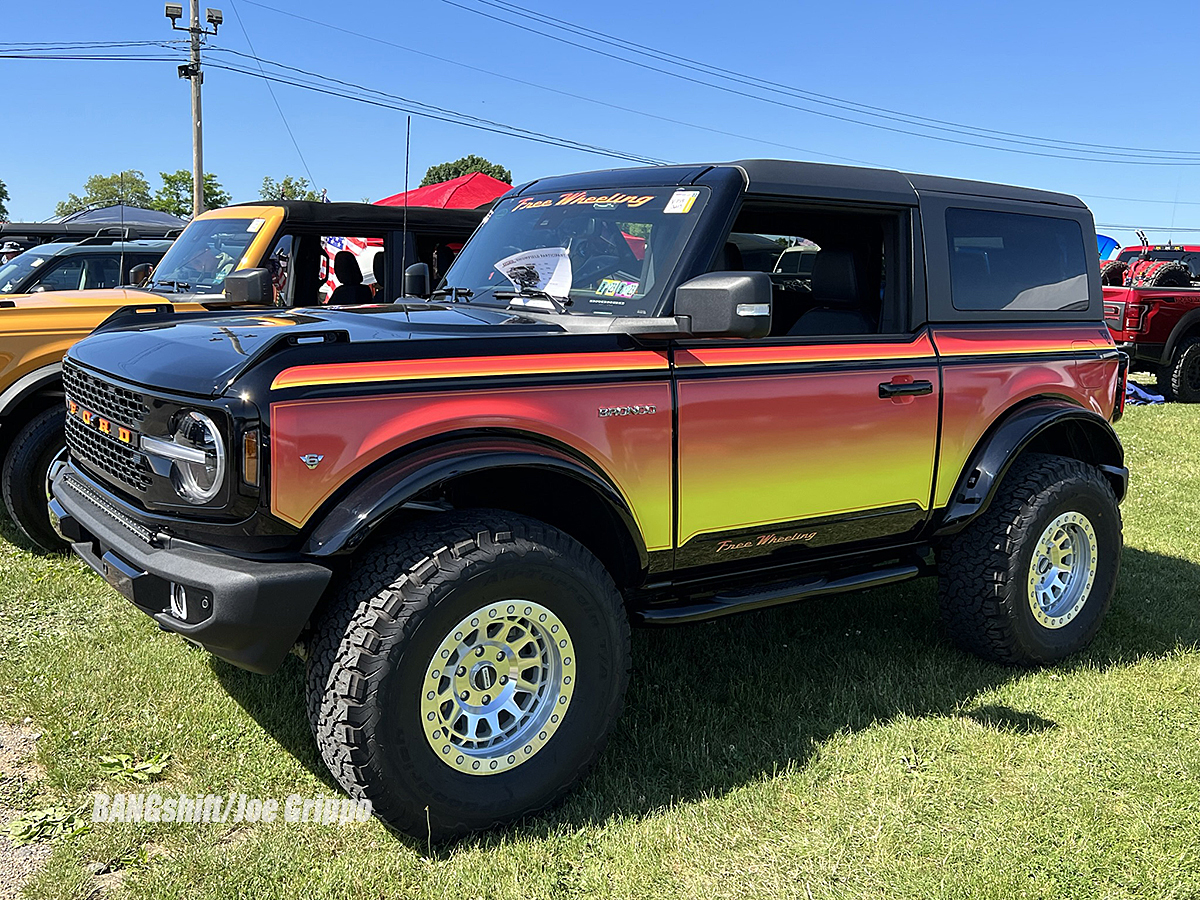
[
  {"xmin": 420, "ymin": 155, "xmax": 511, "ymax": 187},
  {"xmin": 152, "ymin": 170, "xmax": 231, "ymax": 217},
  {"xmin": 0, "ymin": 177, "xmax": 9, "ymax": 221},
  {"xmin": 54, "ymin": 170, "xmax": 153, "ymax": 217},
  {"xmin": 260, "ymin": 175, "xmax": 322, "ymax": 202}
]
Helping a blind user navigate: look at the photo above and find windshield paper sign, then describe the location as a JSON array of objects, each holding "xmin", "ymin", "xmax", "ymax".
[{"xmin": 494, "ymin": 248, "xmax": 573, "ymax": 298}]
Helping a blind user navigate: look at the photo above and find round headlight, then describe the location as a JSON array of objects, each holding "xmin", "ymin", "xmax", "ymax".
[{"xmin": 170, "ymin": 411, "xmax": 226, "ymax": 504}]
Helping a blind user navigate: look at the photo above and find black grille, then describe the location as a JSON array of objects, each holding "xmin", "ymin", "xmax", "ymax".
[
  {"xmin": 65, "ymin": 414, "xmax": 152, "ymax": 493},
  {"xmin": 62, "ymin": 362, "xmax": 147, "ymax": 428}
]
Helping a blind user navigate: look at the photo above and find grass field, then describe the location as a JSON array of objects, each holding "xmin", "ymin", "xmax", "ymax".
[{"xmin": 2, "ymin": 402, "xmax": 1198, "ymax": 899}]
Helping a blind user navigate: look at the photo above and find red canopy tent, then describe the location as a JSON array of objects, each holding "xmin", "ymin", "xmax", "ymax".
[{"xmin": 375, "ymin": 172, "xmax": 510, "ymax": 209}]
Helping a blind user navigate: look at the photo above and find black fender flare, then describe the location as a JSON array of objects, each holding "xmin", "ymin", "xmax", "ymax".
[
  {"xmin": 301, "ymin": 435, "xmax": 649, "ymax": 571},
  {"xmin": 0, "ymin": 362, "xmax": 63, "ymax": 421},
  {"xmin": 934, "ymin": 400, "xmax": 1127, "ymax": 536},
  {"xmin": 1162, "ymin": 307, "xmax": 1200, "ymax": 365}
]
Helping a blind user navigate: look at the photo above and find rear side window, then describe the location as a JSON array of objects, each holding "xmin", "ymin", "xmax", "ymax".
[{"xmin": 947, "ymin": 208, "xmax": 1088, "ymax": 312}]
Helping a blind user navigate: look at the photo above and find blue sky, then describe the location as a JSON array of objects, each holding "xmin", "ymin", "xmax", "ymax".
[{"xmin": 3, "ymin": 0, "xmax": 1199, "ymax": 251}]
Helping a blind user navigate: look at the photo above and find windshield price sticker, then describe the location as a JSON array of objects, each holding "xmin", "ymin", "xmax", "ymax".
[
  {"xmin": 664, "ymin": 190, "xmax": 700, "ymax": 214},
  {"xmin": 247, "ymin": 218, "xmax": 265, "ymax": 233},
  {"xmin": 512, "ymin": 192, "xmax": 658, "ymax": 213}
]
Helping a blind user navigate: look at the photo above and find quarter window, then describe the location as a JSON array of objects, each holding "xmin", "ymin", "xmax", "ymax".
[{"xmin": 947, "ymin": 208, "xmax": 1088, "ymax": 312}]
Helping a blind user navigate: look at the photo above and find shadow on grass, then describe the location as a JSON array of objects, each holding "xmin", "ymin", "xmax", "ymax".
[{"xmin": 206, "ymin": 545, "xmax": 1200, "ymax": 847}]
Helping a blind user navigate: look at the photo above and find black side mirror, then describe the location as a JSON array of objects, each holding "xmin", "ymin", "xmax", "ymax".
[
  {"xmin": 129, "ymin": 263, "xmax": 154, "ymax": 286},
  {"xmin": 223, "ymin": 268, "xmax": 273, "ymax": 305},
  {"xmin": 403, "ymin": 263, "xmax": 430, "ymax": 299},
  {"xmin": 674, "ymin": 272, "xmax": 772, "ymax": 338}
]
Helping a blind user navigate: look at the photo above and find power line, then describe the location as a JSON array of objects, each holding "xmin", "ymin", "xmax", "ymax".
[
  {"xmin": 198, "ymin": 55, "xmax": 669, "ymax": 165},
  {"xmin": 225, "ymin": 0, "xmax": 317, "ymax": 189},
  {"xmin": 1095, "ymin": 224, "xmax": 1200, "ymax": 232},
  {"xmin": 237, "ymin": 0, "xmax": 876, "ymax": 167},
  {"xmin": 1, "ymin": 47, "xmax": 666, "ymax": 166},
  {"xmin": 440, "ymin": 0, "xmax": 1200, "ymax": 166},
  {"xmin": 1082, "ymin": 193, "xmax": 1200, "ymax": 207}
]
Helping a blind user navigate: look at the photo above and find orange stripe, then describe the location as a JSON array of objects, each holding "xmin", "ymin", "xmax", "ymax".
[
  {"xmin": 676, "ymin": 333, "xmax": 936, "ymax": 368},
  {"xmin": 272, "ymin": 350, "xmax": 669, "ymax": 389}
]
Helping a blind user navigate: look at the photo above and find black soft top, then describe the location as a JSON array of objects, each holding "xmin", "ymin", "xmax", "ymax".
[
  {"xmin": 510, "ymin": 160, "xmax": 1086, "ymax": 210},
  {"xmin": 228, "ymin": 200, "xmax": 486, "ymax": 231}
]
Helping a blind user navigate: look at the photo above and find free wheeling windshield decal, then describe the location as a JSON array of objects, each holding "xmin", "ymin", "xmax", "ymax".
[{"xmin": 512, "ymin": 192, "xmax": 659, "ymax": 212}]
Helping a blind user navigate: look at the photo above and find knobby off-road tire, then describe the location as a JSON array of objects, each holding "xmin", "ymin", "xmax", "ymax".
[
  {"xmin": 1165, "ymin": 337, "xmax": 1200, "ymax": 403},
  {"xmin": 306, "ymin": 511, "xmax": 631, "ymax": 840},
  {"xmin": 937, "ymin": 453, "xmax": 1121, "ymax": 666},
  {"xmin": 2, "ymin": 406, "xmax": 68, "ymax": 553}
]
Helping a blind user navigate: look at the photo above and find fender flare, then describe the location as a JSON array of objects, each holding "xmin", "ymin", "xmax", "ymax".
[
  {"xmin": 1162, "ymin": 307, "xmax": 1200, "ymax": 365},
  {"xmin": 0, "ymin": 362, "xmax": 62, "ymax": 419},
  {"xmin": 301, "ymin": 435, "xmax": 649, "ymax": 571},
  {"xmin": 934, "ymin": 400, "xmax": 1127, "ymax": 536}
]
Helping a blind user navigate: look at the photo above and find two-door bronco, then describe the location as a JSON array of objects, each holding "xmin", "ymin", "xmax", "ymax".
[{"xmin": 50, "ymin": 160, "xmax": 1128, "ymax": 838}]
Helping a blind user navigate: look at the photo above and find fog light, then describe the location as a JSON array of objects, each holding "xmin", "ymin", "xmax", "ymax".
[{"xmin": 170, "ymin": 583, "xmax": 188, "ymax": 620}]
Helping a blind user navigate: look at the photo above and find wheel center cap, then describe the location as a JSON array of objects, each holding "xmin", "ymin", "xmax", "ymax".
[{"xmin": 471, "ymin": 663, "xmax": 498, "ymax": 691}]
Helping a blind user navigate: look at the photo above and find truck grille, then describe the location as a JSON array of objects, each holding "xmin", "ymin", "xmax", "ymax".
[
  {"xmin": 64, "ymin": 407, "xmax": 153, "ymax": 493},
  {"xmin": 62, "ymin": 361, "xmax": 147, "ymax": 428}
]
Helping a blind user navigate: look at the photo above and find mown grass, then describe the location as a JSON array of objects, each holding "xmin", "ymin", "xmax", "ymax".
[{"xmin": 1, "ymin": 403, "xmax": 1198, "ymax": 899}]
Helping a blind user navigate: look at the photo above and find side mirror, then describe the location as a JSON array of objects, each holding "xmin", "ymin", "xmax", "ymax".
[
  {"xmin": 129, "ymin": 263, "xmax": 154, "ymax": 287},
  {"xmin": 222, "ymin": 268, "xmax": 273, "ymax": 305},
  {"xmin": 673, "ymin": 271, "xmax": 772, "ymax": 338},
  {"xmin": 403, "ymin": 262, "xmax": 430, "ymax": 299}
]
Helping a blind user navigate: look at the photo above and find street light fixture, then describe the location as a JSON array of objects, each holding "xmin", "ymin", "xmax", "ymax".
[
  {"xmin": 164, "ymin": 3, "xmax": 183, "ymax": 21},
  {"xmin": 205, "ymin": 8, "xmax": 223, "ymax": 27}
]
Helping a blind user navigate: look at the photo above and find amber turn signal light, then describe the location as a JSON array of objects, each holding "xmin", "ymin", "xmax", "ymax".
[{"xmin": 242, "ymin": 429, "xmax": 260, "ymax": 487}]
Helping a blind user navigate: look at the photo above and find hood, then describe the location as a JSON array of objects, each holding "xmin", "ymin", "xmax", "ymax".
[{"xmin": 66, "ymin": 302, "xmax": 562, "ymax": 397}]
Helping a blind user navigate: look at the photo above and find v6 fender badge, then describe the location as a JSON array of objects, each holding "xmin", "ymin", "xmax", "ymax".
[
  {"xmin": 598, "ymin": 404, "xmax": 657, "ymax": 418},
  {"xmin": 300, "ymin": 454, "xmax": 325, "ymax": 470}
]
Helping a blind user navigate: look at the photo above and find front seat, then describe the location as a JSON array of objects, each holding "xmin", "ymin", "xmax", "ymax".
[
  {"xmin": 327, "ymin": 250, "xmax": 374, "ymax": 305},
  {"xmin": 788, "ymin": 250, "xmax": 873, "ymax": 335}
]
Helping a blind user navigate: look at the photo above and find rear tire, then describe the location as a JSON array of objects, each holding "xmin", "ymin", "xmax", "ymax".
[
  {"xmin": 305, "ymin": 510, "xmax": 630, "ymax": 840},
  {"xmin": 1166, "ymin": 337, "xmax": 1200, "ymax": 403},
  {"xmin": 937, "ymin": 453, "xmax": 1121, "ymax": 666},
  {"xmin": 2, "ymin": 407, "xmax": 68, "ymax": 553}
]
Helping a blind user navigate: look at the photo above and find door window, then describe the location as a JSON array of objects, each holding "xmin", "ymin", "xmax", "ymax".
[
  {"xmin": 718, "ymin": 204, "xmax": 906, "ymax": 337},
  {"xmin": 30, "ymin": 257, "xmax": 85, "ymax": 292}
]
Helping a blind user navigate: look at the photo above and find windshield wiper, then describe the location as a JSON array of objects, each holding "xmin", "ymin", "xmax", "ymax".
[
  {"xmin": 493, "ymin": 288, "xmax": 573, "ymax": 314},
  {"xmin": 150, "ymin": 279, "xmax": 190, "ymax": 293},
  {"xmin": 429, "ymin": 286, "xmax": 474, "ymax": 302}
]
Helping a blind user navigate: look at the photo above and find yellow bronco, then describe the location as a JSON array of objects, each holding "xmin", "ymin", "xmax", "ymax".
[{"xmin": 0, "ymin": 201, "xmax": 482, "ymax": 550}]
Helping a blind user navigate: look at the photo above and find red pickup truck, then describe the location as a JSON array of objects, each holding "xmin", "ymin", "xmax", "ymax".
[{"xmin": 1101, "ymin": 244, "xmax": 1200, "ymax": 400}]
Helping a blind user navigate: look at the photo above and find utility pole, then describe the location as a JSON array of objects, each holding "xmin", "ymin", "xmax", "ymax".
[{"xmin": 165, "ymin": 2, "xmax": 221, "ymax": 218}]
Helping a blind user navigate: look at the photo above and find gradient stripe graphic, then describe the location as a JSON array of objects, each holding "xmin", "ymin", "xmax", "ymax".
[{"xmin": 271, "ymin": 350, "xmax": 670, "ymax": 390}]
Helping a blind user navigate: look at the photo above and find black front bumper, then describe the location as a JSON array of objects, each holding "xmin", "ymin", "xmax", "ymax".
[{"xmin": 50, "ymin": 466, "xmax": 332, "ymax": 674}]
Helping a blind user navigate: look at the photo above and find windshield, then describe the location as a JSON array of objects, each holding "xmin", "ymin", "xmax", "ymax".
[
  {"xmin": 441, "ymin": 186, "xmax": 711, "ymax": 316},
  {"xmin": 0, "ymin": 246, "xmax": 60, "ymax": 293},
  {"xmin": 148, "ymin": 217, "xmax": 264, "ymax": 294}
]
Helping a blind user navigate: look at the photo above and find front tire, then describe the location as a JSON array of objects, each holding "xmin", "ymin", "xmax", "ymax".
[
  {"xmin": 937, "ymin": 453, "xmax": 1121, "ymax": 666},
  {"xmin": 306, "ymin": 511, "xmax": 630, "ymax": 840},
  {"xmin": 2, "ymin": 406, "xmax": 68, "ymax": 552}
]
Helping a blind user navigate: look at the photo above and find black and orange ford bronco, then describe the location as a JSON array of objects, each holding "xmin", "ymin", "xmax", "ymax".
[{"xmin": 50, "ymin": 160, "xmax": 1129, "ymax": 838}]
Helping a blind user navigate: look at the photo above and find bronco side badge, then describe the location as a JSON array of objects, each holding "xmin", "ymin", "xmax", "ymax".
[{"xmin": 300, "ymin": 454, "xmax": 324, "ymax": 470}]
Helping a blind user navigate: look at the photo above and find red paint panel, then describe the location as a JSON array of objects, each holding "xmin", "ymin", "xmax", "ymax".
[
  {"xmin": 932, "ymin": 325, "xmax": 1120, "ymax": 508},
  {"xmin": 270, "ymin": 383, "xmax": 673, "ymax": 549},
  {"xmin": 272, "ymin": 350, "xmax": 669, "ymax": 390}
]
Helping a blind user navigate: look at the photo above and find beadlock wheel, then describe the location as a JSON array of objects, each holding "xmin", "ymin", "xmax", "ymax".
[
  {"xmin": 421, "ymin": 599, "xmax": 576, "ymax": 775},
  {"xmin": 1026, "ymin": 511, "xmax": 1098, "ymax": 630}
]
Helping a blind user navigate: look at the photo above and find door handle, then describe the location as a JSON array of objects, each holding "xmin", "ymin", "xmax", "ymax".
[{"xmin": 878, "ymin": 380, "xmax": 933, "ymax": 399}]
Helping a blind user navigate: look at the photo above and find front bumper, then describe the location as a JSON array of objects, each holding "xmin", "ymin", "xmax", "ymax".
[{"xmin": 50, "ymin": 465, "xmax": 332, "ymax": 674}]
